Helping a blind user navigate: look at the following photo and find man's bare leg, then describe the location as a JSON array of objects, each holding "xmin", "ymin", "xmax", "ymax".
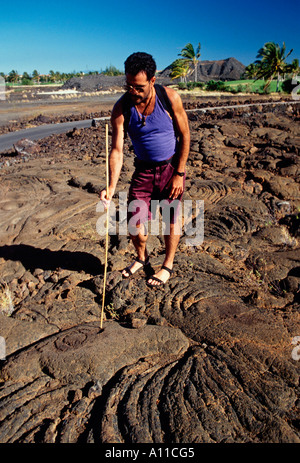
[
  {"xmin": 147, "ymin": 221, "xmax": 180, "ymax": 285},
  {"xmin": 122, "ymin": 224, "xmax": 149, "ymax": 277}
]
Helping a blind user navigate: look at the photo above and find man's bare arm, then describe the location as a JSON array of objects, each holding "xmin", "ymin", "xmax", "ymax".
[
  {"xmin": 165, "ymin": 87, "xmax": 190, "ymax": 199},
  {"xmin": 100, "ymin": 101, "xmax": 124, "ymax": 205}
]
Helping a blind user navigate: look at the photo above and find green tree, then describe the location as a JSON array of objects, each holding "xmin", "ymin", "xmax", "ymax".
[
  {"xmin": 178, "ymin": 42, "xmax": 201, "ymax": 82},
  {"xmin": 170, "ymin": 59, "xmax": 190, "ymax": 82},
  {"xmin": 285, "ymin": 58, "xmax": 299, "ymax": 78},
  {"xmin": 101, "ymin": 65, "xmax": 123, "ymax": 76},
  {"xmin": 255, "ymin": 42, "xmax": 293, "ymax": 91},
  {"xmin": 55, "ymin": 71, "xmax": 62, "ymax": 82},
  {"xmin": 49, "ymin": 70, "xmax": 56, "ymax": 82},
  {"xmin": 32, "ymin": 70, "xmax": 40, "ymax": 83},
  {"xmin": 61, "ymin": 73, "xmax": 69, "ymax": 82},
  {"xmin": 8, "ymin": 70, "xmax": 19, "ymax": 83},
  {"xmin": 22, "ymin": 72, "xmax": 31, "ymax": 79},
  {"xmin": 244, "ymin": 63, "xmax": 260, "ymax": 79},
  {"xmin": 21, "ymin": 72, "xmax": 32, "ymax": 85}
]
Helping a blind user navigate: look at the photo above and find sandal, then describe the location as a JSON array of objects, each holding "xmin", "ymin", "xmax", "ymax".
[
  {"xmin": 146, "ymin": 265, "xmax": 173, "ymax": 287},
  {"xmin": 122, "ymin": 256, "xmax": 150, "ymax": 278}
]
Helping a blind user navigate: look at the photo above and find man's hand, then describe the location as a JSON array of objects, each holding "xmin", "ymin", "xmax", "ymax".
[
  {"xmin": 100, "ymin": 186, "xmax": 115, "ymax": 209},
  {"xmin": 167, "ymin": 174, "xmax": 184, "ymax": 200}
]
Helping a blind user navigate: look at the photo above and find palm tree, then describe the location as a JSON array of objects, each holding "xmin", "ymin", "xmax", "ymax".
[
  {"xmin": 55, "ymin": 71, "xmax": 61, "ymax": 82},
  {"xmin": 49, "ymin": 70, "xmax": 55, "ymax": 82},
  {"xmin": 32, "ymin": 70, "xmax": 40, "ymax": 83},
  {"xmin": 8, "ymin": 70, "xmax": 19, "ymax": 83},
  {"xmin": 170, "ymin": 59, "xmax": 190, "ymax": 82},
  {"xmin": 255, "ymin": 42, "xmax": 293, "ymax": 91},
  {"xmin": 179, "ymin": 42, "xmax": 201, "ymax": 82}
]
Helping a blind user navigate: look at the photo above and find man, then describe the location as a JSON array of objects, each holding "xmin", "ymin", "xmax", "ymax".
[{"xmin": 100, "ymin": 52, "xmax": 190, "ymax": 287}]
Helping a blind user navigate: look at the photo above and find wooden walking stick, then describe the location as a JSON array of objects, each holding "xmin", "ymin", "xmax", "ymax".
[{"xmin": 100, "ymin": 123, "xmax": 109, "ymax": 330}]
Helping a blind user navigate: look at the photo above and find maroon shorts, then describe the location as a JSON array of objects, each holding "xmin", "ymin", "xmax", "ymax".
[{"xmin": 128, "ymin": 157, "xmax": 185, "ymax": 230}]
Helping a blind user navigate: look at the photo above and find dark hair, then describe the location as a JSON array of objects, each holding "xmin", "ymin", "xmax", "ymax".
[{"xmin": 124, "ymin": 52, "xmax": 157, "ymax": 80}]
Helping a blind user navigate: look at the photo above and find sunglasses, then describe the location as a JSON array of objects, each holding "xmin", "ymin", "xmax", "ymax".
[{"xmin": 123, "ymin": 82, "xmax": 150, "ymax": 93}]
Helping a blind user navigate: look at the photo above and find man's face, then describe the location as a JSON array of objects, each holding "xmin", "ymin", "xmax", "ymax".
[{"xmin": 125, "ymin": 71, "xmax": 155, "ymax": 104}]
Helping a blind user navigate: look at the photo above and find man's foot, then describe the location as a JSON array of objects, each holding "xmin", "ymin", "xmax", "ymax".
[
  {"xmin": 146, "ymin": 265, "xmax": 173, "ymax": 287},
  {"xmin": 122, "ymin": 256, "xmax": 150, "ymax": 278}
]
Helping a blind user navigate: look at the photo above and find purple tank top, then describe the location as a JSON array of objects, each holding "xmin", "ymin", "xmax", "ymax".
[{"xmin": 127, "ymin": 95, "xmax": 177, "ymax": 162}]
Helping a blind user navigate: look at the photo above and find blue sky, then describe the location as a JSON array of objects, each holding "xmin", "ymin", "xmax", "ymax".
[{"xmin": 1, "ymin": 0, "xmax": 299, "ymax": 75}]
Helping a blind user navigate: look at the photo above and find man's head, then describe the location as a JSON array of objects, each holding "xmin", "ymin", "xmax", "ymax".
[
  {"xmin": 124, "ymin": 52, "xmax": 157, "ymax": 104},
  {"xmin": 124, "ymin": 52, "xmax": 156, "ymax": 80}
]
